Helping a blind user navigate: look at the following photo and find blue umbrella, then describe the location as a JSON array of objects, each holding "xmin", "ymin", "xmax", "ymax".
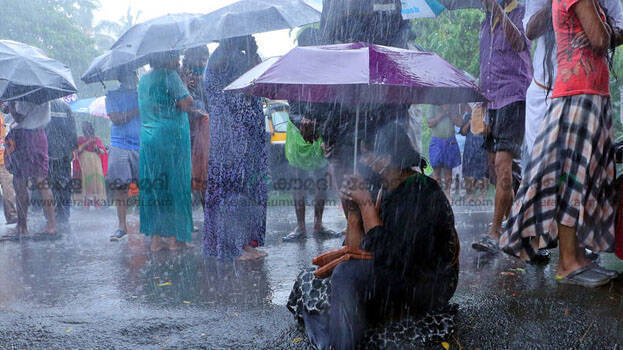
[{"xmin": 401, "ymin": 0, "xmax": 446, "ymax": 19}]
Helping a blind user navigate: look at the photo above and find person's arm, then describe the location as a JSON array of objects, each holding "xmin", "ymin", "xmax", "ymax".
[
  {"xmin": 109, "ymin": 109, "xmax": 139, "ymax": 126},
  {"xmin": 573, "ymin": 0, "xmax": 611, "ymax": 53},
  {"xmin": 339, "ymin": 175, "xmax": 381, "ymax": 234},
  {"xmin": 525, "ymin": 2, "xmax": 552, "ymax": 40},
  {"xmin": 482, "ymin": 0, "xmax": 528, "ymax": 52},
  {"xmin": 459, "ymin": 116, "xmax": 471, "ymax": 135}
]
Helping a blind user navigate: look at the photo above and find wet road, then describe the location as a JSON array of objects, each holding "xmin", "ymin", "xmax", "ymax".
[{"xmin": 1, "ymin": 200, "xmax": 623, "ymax": 349}]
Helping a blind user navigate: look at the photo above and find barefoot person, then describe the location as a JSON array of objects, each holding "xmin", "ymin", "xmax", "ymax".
[
  {"xmin": 138, "ymin": 52, "xmax": 204, "ymax": 252},
  {"xmin": 203, "ymin": 36, "xmax": 269, "ymax": 260},
  {"xmin": 501, "ymin": 0, "xmax": 618, "ymax": 287},
  {"xmin": 4, "ymin": 101, "xmax": 56, "ymax": 237},
  {"xmin": 105, "ymin": 72, "xmax": 141, "ymax": 241}
]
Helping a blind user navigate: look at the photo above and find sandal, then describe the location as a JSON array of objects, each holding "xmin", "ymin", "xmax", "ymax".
[
  {"xmin": 590, "ymin": 263, "xmax": 619, "ymax": 278},
  {"xmin": 282, "ymin": 229, "xmax": 306, "ymax": 242},
  {"xmin": 314, "ymin": 228, "xmax": 342, "ymax": 238},
  {"xmin": 471, "ymin": 235, "xmax": 499, "ymax": 254},
  {"xmin": 556, "ymin": 265, "xmax": 614, "ymax": 288}
]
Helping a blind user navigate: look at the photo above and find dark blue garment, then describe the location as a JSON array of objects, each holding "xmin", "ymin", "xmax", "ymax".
[{"xmin": 462, "ymin": 132, "xmax": 487, "ymax": 179}]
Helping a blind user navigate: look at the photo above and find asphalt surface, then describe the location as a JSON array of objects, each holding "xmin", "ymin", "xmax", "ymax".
[{"xmin": 1, "ymin": 198, "xmax": 623, "ymax": 349}]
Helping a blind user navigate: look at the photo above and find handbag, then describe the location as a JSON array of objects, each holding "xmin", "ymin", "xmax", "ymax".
[
  {"xmin": 470, "ymin": 103, "xmax": 485, "ymax": 135},
  {"xmin": 615, "ymin": 175, "xmax": 623, "ymax": 260}
]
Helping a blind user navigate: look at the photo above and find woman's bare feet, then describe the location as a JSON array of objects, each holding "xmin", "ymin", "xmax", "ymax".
[
  {"xmin": 9, "ymin": 224, "xmax": 28, "ymax": 237},
  {"xmin": 41, "ymin": 222, "xmax": 57, "ymax": 235},
  {"xmin": 237, "ymin": 249, "xmax": 257, "ymax": 261},
  {"xmin": 237, "ymin": 245, "xmax": 267, "ymax": 260},
  {"xmin": 150, "ymin": 236, "xmax": 166, "ymax": 252},
  {"xmin": 168, "ymin": 237, "xmax": 195, "ymax": 251}
]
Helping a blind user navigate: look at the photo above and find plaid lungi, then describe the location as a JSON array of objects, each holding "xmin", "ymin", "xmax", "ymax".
[{"xmin": 500, "ymin": 94, "xmax": 616, "ymax": 261}]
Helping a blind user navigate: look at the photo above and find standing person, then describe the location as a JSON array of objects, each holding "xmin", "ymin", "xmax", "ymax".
[
  {"xmin": 501, "ymin": 0, "xmax": 617, "ymax": 287},
  {"xmin": 181, "ymin": 46, "xmax": 211, "ymax": 208},
  {"xmin": 282, "ymin": 111, "xmax": 334, "ymax": 241},
  {"xmin": 0, "ymin": 108, "xmax": 17, "ymax": 224},
  {"xmin": 138, "ymin": 52, "xmax": 202, "ymax": 252},
  {"xmin": 105, "ymin": 71, "xmax": 141, "ymax": 241},
  {"xmin": 47, "ymin": 99, "xmax": 77, "ymax": 224},
  {"xmin": 472, "ymin": 0, "xmax": 533, "ymax": 253},
  {"xmin": 522, "ymin": 0, "xmax": 623, "ymax": 164},
  {"xmin": 4, "ymin": 101, "xmax": 56, "ymax": 236},
  {"xmin": 282, "ymin": 27, "xmax": 336, "ymax": 242},
  {"xmin": 75, "ymin": 121, "xmax": 107, "ymax": 208},
  {"xmin": 427, "ymin": 105, "xmax": 463, "ymax": 199},
  {"xmin": 460, "ymin": 104, "xmax": 488, "ymax": 204},
  {"xmin": 203, "ymin": 36, "xmax": 269, "ymax": 260}
]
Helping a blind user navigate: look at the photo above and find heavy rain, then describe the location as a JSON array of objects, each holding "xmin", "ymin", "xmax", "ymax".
[{"xmin": 0, "ymin": 0, "xmax": 623, "ymax": 349}]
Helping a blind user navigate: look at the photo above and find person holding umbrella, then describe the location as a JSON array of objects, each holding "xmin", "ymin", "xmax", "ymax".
[
  {"xmin": 4, "ymin": 100, "xmax": 56, "ymax": 237},
  {"xmin": 46, "ymin": 98, "xmax": 78, "ymax": 223},
  {"xmin": 288, "ymin": 125, "xmax": 459, "ymax": 350},
  {"xmin": 203, "ymin": 36, "xmax": 269, "ymax": 260},
  {"xmin": 105, "ymin": 71, "xmax": 141, "ymax": 242},
  {"xmin": 138, "ymin": 51, "xmax": 202, "ymax": 252}
]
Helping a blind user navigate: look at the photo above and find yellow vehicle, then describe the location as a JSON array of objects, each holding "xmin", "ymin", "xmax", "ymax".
[{"xmin": 264, "ymin": 100, "xmax": 289, "ymax": 145}]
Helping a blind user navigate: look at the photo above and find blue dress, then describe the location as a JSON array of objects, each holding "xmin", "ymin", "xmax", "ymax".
[{"xmin": 203, "ymin": 65, "xmax": 269, "ymax": 259}]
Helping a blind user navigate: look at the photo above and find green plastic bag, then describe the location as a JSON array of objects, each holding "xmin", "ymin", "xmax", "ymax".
[{"xmin": 285, "ymin": 120, "xmax": 328, "ymax": 171}]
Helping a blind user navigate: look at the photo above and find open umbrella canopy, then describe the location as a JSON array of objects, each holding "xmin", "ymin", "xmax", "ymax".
[
  {"xmin": 225, "ymin": 42, "xmax": 485, "ymax": 105},
  {"xmin": 81, "ymin": 47, "xmax": 145, "ymax": 84},
  {"xmin": 182, "ymin": 0, "xmax": 321, "ymax": 45},
  {"xmin": 110, "ymin": 13, "xmax": 202, "ymax": 58},
  {"xmin": 0, "ymin": 40, "xmax": 77, "ymax": 103},
  {"xmin": 69, "ymin": 97, "xmax": 109, "ymax": 119}
]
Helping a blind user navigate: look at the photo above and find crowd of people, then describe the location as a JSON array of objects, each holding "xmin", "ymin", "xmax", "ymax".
[{"xmin": 1, "ymin": 0, "xmax": 623, "ymax": 348}]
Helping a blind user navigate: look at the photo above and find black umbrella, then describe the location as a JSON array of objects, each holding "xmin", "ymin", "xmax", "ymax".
[
  {"xmin": 110, "ymin": 13, "xmax": 202, "ymax": 58},
  {"xmin": 182, "ymin": 0, "xmax": 321, "ymax": 45},
  {"xmin": 0, "ymin": 40, "xmax": 77, "ymax": 103},
  {"xmin": 81, "ymin": 47, "xmax": 145, "ymax": 84}
]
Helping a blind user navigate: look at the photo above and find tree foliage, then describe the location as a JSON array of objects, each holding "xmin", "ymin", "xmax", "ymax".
[
  {"xmin": 411, "ymin": 10, "xmax": 484, "ymax": 77},
  {"xmin": 0, "ymin": 0, "xmax": 103, "ymax": 98}
]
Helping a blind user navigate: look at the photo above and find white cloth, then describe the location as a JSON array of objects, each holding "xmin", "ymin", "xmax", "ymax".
[
  {"xmin": 523, "ymin": 0, "xmax": 623, "ymax": 85},
  {"xmin": 523, "ymin": 80, "xmax": 551, "ymax": 156},
  {"xmin": 12, "ymin": 101, "xmax": 50, "ymax": 130}
]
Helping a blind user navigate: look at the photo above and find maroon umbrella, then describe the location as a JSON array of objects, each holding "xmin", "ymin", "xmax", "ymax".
[
  {"xmin": 225, "ymin": 42, "xmax": 485, "ymax": 105},
  {"xmin": 225, "ymin": 42, "xmax": 486, "ymax": 170}
]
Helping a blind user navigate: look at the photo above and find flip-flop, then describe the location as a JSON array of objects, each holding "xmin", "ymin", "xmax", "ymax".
[
  {"xmin": 471, "ymin": 235, "xmax": 499, "ymax": 254},
  {"xmin": 590, "ymin": 263, "xmax": 619, "ymax": 278},
  {"xmin": 314, "ymin": 228, "xmax": 342, "ymax": 238},
  {"xmin": 31, "ymin": 232, "xmax": 62, "ymax": 241},
  {"xmin": 556, "ymin": 265, "xmax": 614, "ymax": 288},
  {"xmin": 282, "ymin": 229, "xmax": 306, "ymax": 242},
  {"xmin": 0, "ymin": 234, "xmax": 23, "ymax": 242}
]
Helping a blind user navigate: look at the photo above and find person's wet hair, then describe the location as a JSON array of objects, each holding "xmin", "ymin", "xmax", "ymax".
[{"xmin": 363, "ymin": 121, "xmax": 427, "ymax": 171}]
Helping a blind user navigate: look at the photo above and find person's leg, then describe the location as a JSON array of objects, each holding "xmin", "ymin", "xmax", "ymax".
[
  {"xmin": 12, "ymin": 176, "xmax": 29, "ymax": 235},
  {"xmin": 150, "ymin": 235, "xmax": 166, "ymax": 252},
  {"xmin": 557, "ymin": 223, "xmax": 592, "ymax": 277},
  {"xmin": 328, "ymin": 260, "xmax": 374, "ymax": 350},
  {"xmin": 114, "ymin": 188, "xmax": 129, "ymax": 232},
  {"xmin": 34, "ymin": 177, "xmax": 56, "ymax": 234},
  {"xmin": 293, "ymin": 189, "xmax": 306, "ymax": 234},
  {"xmin": 0, "ymin": 165, "xmax": 17, "ymax": 223},
  {"xmin": 313, "ymin": 174, "xmax": 328, "ymax": 233},
  {"xmin": 489, "ymin": 151, "xmax": 513, "ymax": 241},
  {"xmin": 443, "ymin": 167, "xmax": 453, "ymax": 199},
  {"xmin": 57, "ymin": 159, "xmax": 72, "ymax": 222}
]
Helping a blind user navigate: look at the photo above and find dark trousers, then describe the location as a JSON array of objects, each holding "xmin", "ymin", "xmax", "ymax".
[
  {"xmin": 48, "ymin": 158, "xmax": 72, "ymax": 222},
  {"xmin": 302, "ymin": 260, "xmax": 373, "ymax": 350}
]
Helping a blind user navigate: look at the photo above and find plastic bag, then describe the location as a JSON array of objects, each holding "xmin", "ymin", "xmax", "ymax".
[{"xmin": 285, "ymin": 120, "xmax": 327, "ymax": 171}]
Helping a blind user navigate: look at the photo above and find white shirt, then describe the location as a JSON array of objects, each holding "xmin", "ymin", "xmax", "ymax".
[
  {"xmin": 12, "ymin": 101, "xmax": 51, "ymax": 130},
  {"xmin": 524, "ymin": 0, "xmax": 623, "ymax": 85}
]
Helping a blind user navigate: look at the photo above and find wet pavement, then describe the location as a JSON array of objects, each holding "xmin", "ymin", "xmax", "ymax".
[{"xmin": 1, "ymin": 199, "xmax": 623, "ymax": 349}]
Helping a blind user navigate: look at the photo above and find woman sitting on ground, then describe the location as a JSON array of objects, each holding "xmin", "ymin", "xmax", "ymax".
[{"xmin": 288, "ymin": 124, "xmax": 460, "ymax": 350}]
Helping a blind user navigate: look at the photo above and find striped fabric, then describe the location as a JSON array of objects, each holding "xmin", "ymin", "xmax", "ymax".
[{"xmin": 500, "ymin": 94, "xmax": 616, "ymax": 261}]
